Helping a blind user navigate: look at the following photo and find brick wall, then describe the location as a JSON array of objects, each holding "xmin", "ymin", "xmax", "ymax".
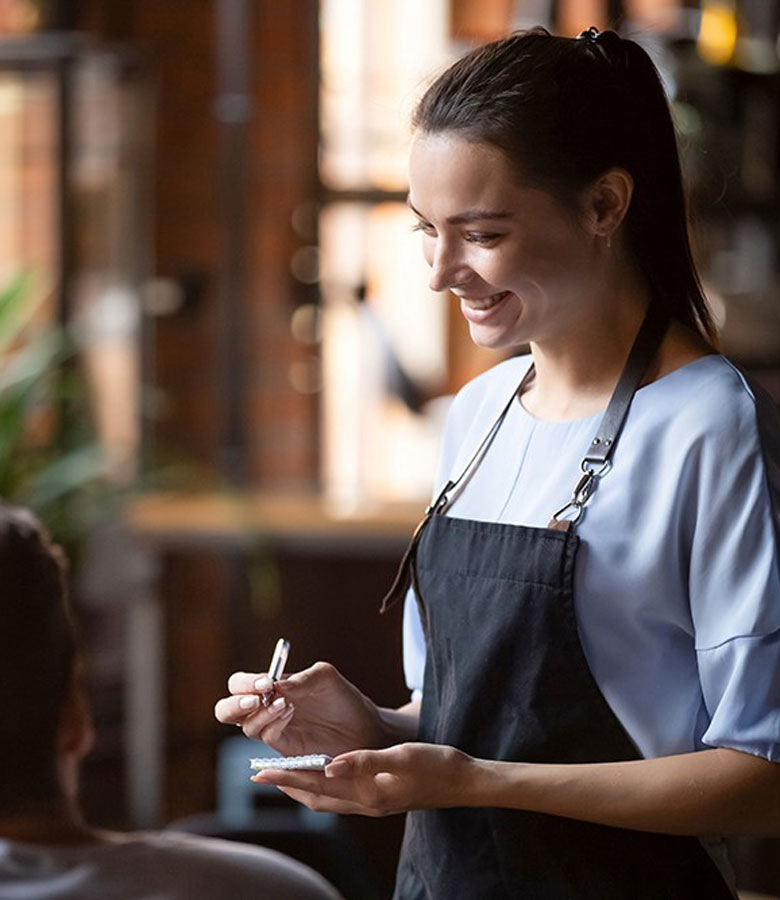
[{"xmin": 77, "ymin": 0, "xmax": 320, "ymax": 489}]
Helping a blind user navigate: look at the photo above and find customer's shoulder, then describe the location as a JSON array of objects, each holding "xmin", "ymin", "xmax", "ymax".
[{"xmin": 119, "ymin": 831, "xmax": 341, "ymax": 899}]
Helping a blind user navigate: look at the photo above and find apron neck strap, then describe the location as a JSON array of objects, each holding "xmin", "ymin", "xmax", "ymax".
[
  {"xmin": 548, "ymin": 303, "xmax": 670, "ymax": 530},
  {"xmin": 581, "ymin": 302, "xmax": 670, "ymax": 469},
  {"xmin": 380, "ymin": 304, "xmax": 670, "ymax": 610}
]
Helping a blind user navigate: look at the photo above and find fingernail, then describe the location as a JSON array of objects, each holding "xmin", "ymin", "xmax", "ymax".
[
  {"xmin": 239, "ymin": 695, "xmax": 260, "ymax": 710},
  {"xmin": 254, "ymin": 676, "xmax": 273, "ymax": 692},
  {"xmin": 325, "ymin": 760, "xmax": 349, "ymax": 778},
  {"xmin": 280, "ymin": 703, "xmax": 295, "ymax": 717},
  {"xmin": 271, "ymin": 697, "xmax": 286, "ymax": 712}
]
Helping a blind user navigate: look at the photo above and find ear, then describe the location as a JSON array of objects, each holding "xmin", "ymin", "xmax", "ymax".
[
  {"xmin": 582, "ymin": 168, "xmax": 634, "ymax": 239},
  {"xmin": 58, "ymin": 673, "xmax": 94, "ymax": 764}
]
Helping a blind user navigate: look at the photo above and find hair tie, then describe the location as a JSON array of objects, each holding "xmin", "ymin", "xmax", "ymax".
[
  {"xmin": 577, "ymin": 26, "xmax": 627, "ymax": 69},
  {"xmin": 577, "ymin": 26, "xmax": 600, "ymax": 42}
]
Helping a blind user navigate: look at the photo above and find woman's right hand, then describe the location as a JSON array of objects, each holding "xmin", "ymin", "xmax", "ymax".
[{"xmin": 213, "ymin": 661, "xmax": 385, "ymax": 758}]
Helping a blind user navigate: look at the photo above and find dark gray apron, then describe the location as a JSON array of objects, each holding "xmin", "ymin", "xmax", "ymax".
[{"xmin": 383, "ymin": 309, "xmax": 734, "ymax": 899}]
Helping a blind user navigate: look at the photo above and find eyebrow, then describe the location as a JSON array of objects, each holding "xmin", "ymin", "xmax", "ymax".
[{"xmin": 407, "ymin": 198, "xmax": 514, "ymax": 226}]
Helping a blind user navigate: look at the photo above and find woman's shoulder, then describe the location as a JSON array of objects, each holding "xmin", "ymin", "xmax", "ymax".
[{"xmin": 640, "ymin": 354, "xmax": 777, "ymax": 437}]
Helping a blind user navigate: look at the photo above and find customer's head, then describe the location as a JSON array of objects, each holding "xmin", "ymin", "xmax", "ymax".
[
  {"xmin": 0, "ymin": 505, "xmax": 87, "ymax": 812},
  {"xmin": 412, "ymin": 26, "xmax": 714, "ymax": 342}
]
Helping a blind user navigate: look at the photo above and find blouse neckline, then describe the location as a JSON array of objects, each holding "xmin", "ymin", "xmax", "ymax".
[{"xmin": 515, "ymin": 353, "xmax": 722, "ymax": 426}]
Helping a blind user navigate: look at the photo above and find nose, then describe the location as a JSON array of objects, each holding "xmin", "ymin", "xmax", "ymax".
[{"xmin": 428, "ymin": 239, "xmax": 472, "ymax": 293}]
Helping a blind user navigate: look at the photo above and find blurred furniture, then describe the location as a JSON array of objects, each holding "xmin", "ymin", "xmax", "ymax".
[{"xmin": 123, "ymin": 490, "xmax": 417, "ymax": 817}]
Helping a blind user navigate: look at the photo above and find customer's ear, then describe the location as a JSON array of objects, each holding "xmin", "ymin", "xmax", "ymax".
[{"xmin": 58, "ymin": 672, "xmax": 95, "ymax": 764}]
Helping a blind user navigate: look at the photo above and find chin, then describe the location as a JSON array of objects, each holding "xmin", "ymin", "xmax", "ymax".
[{"xmin": 467, "ymin": 324, "xmax": 526, "ymax": 352}]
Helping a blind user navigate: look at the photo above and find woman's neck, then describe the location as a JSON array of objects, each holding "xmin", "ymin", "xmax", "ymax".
[
  {"xmin": 524, "ymin": 281, "xmax": 649, "ymax": 421},
  {"xmin": 519, "ymin": 250, "xmax": 713, "ymax": 421},
  {"xmin": 0, "ymin": 798, "xmax": 97, "ymax": 846}
]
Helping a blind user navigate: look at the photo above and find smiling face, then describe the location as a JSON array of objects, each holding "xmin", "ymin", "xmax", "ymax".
[{"xmin": 408, "ymin": 133, "xmax": 603, "ymax": 351}]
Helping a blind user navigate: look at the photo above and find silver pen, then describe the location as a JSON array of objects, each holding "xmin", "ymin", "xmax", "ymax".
[{"xmin": 261, "ymin": 637, "xmax": 290, "ymax": 707}]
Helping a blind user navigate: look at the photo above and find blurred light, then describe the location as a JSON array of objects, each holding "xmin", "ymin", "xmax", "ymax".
[
  {"xmin": 141, "ymin": 278, "xmax": 185, "ymax": 316},
  {"xmin": 291, "ymin": 201, "xmax": 319, "ymax": 240},
  {"xmin": 697, "ymin": 1, "xmax": 738, "ymax": 67},
  {"xmin": 0, "ymin": 81, "xmax": 23, "ymax": 116},
  {"xmin": 290, "ymin": 303, "xmax": 322, "ymax": 344},
  {"xmin": 736, "ymin": 36, "xmax": 778, "ymax": 74},
  {"xmin": 289, "ymin": 358, "xmax": 322, "ymax": 394},
  {"xmin": 290, "ymin": 246, "xmax": 320, "ymax": 284}
]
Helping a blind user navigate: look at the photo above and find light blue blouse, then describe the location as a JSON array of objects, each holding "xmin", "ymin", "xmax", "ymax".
[{"xmin": 403, "ymin": 354, "xmax": 780, "ymax": 763}]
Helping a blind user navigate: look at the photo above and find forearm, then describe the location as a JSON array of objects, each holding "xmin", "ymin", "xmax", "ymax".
[
  {"xmin": 468, "ymin": 747, "xmax": 780, "ymax": 837},
  {"xmin": 375, "ymin": 701, "xmax": 420, "ymax": 746}
]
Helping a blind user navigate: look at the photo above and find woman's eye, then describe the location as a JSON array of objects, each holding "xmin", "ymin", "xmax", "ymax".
[
  {"xmin": 465, "ymin": 232, "xmax": 500, "ymax": 245},
  {"xmin": 410, "ymin": 221, "xmax": 435, "ymax": 235}
]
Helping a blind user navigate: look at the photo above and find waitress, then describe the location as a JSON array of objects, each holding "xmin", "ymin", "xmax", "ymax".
[{"xmin": 215, "ymin": 27, "xmax": 780, "ymax": 898}]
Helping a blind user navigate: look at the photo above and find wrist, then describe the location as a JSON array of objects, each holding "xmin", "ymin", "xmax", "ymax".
[
  {"xmin": 465, "ymin": 758, "xmax": 535, "ymax": 809},
  {"xmin": 464, "ymin": 757, "xmax": 502, "ymax": 807},
  {"xmin": 375, "ymin": 704, "xmax": 420, "ymax": 747}
]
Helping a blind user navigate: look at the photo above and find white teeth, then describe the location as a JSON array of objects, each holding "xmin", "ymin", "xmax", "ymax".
[{"xmin": 463, "ymin": 292, "xmax": 506, "ymax": 310}]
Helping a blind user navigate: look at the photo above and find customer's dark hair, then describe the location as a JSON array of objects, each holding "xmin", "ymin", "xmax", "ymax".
[
  {"xmin": 0, "ymin": 505, "xmax": 76, "ymax": 808},
  {"xmin": 413, "ymin": 27, "xmax": 715, "ymax": 343}
]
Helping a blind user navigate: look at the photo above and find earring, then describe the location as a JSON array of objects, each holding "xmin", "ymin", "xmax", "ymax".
[{"xmin": 606, "ymin": 234, "xmax": 612, "ymax": 250}]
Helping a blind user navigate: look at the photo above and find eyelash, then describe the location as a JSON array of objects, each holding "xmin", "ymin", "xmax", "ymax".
[
  {"xmin": 465, "ymin": 232, "xmax": 499, "ymax": 245},
  {"xmin": 410, "ymin": 222, "xmax": 500, "ymax": 245}
]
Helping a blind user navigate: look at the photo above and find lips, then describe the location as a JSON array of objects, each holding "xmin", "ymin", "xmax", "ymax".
[
  {"xmin": 458, "ymin": 291, "xmax": 512, "ymax": 324},
  {"xmin": 459, "ymin": 291, "xmax": 509, "ymax": 310}
]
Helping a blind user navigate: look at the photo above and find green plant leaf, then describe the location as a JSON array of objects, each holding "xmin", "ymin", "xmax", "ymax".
[
  {"xmin": 0, "ymin": 272, "xmax": 39, "ymax": 355},
  {"xmin": 0, "ymin": 377, "xmax": 45, "ymax": 492},
  {"xmin": 23, "ymin": 444, "xmax": 108, "ymax": 510},
  {"xmin": 0, "ymin": 330, "xmax": 65, "ymax": 394}
]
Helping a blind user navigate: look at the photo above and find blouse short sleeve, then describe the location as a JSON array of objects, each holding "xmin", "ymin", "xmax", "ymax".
[
  {"xmin": 403, "ymin": 586, "xmax": 426, "ymax": 703},
  {"xmin": 690, "ymin": 365, "xmax": 780, "ymax": 761}
]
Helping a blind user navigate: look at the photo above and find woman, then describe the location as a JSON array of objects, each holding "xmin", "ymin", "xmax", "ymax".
[{"xmin": 215, "ymin": 28, "xmax": 780, "ymax": 898}]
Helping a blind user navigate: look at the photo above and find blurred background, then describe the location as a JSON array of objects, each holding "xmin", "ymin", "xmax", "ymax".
[{"xmin": 1, "ymin": 0, "xmax": 779, "ymax": 896}]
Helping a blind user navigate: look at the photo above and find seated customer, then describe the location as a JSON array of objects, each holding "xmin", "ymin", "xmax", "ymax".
[{"xmin": 0, "ymin": 504, "xmax": 341, "ymax": 899}]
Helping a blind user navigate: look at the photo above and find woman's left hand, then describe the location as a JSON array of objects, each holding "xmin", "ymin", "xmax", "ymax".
[{"xmin": 251, "ymin": 742, "xmax": 474, "ymax": 817}]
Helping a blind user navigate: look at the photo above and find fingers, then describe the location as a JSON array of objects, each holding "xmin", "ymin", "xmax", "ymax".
[
  {"xmin": 214, "ymin": 692, "xmax": 293, "ymax": 739},
  {"xmin": 217, "ymin": 671, "xmax": 284, "ymax": 728},
  {"xmin": 217, "ymin": 661, "xmax": 340, "ymax": 737},
  {"xmin": 273, "ymin": 785, "xmax": 384, "ymax": 817},
  {"xmin": 214, "ymin": 692, "xmax": 260, "ymax": 724},
  {"xmin": 226, "ymin": 664, "xmax": 327, "ymax": 697},
  {"xmin": 251, "ymin": 769, "xmax": 325, "ymax": 790},
  {"xmin": 281, "ymin": 661, "xmax": 339, "ymax": 693},
  {"xmin": 226, "ymin": 671, "xmax": 274, "ymax": 696},
  {"xmin": 252, "ymin": 770, "xmax": 373, "ymax": 813},
  {"xmin": 253, "ymin": 767, "xmax": 396, "ymax": 817},
  {"xmin": 258, "ymin": 702, "xmax": 295, "ymax": 743},
  {"xmin": 325, "ymin": 746, "xmax": 404, "ymax": 779}
]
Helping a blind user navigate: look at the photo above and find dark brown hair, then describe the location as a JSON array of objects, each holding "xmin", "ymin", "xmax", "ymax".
[
  {"xmin": 413, "ymin": 27, "xmax": 715, "ymax": 342},
  {"xmin": 0, "ymin": 505, "xmax": 76, "ymax": 807}
]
